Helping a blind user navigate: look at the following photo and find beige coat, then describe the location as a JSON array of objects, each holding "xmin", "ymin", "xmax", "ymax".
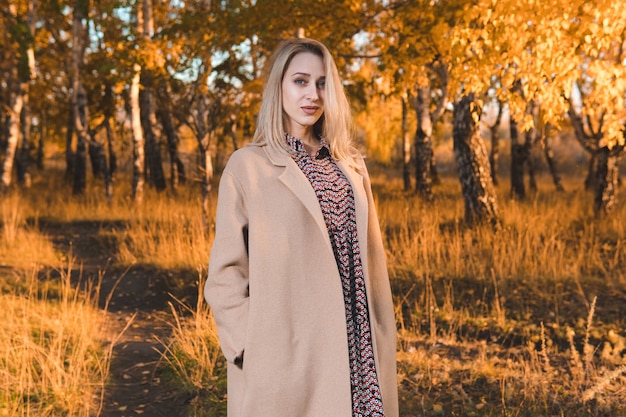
[{"xmin": 205, "ymin": 143, "xmax": 398, "ymax": 417}]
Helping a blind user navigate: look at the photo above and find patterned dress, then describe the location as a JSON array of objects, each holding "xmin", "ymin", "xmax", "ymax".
[{"xmin": 286, "ymin": 133, "xmax": 385, "ymax": 417}]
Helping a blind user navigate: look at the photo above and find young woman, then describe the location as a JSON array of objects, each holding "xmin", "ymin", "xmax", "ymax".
[{"xmin": 205, "ymin": 37, "xmax": 398, "ymax": 417}]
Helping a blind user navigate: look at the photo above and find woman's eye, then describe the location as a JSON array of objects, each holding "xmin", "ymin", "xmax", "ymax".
[
  {"xmin": 294, "ymin": 78, "xmax": 306, "ymax": 85},
  {"xmin": 316, "ymin": 80, "xmax": 326, "ymax": 89}
]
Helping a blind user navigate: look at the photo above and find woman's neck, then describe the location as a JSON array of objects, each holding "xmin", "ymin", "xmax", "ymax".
[{"xmin": 287, "ymin": 131, "xmax": 321, "ymax": 156}]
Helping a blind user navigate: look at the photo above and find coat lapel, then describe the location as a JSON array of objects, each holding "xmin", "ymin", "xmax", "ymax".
[
  {"xmin": 260, "ymin": 144, "xmax": 370, "ymax": 258},
  {"xmin": 261, "ymin": 144, "xmax": 331, "ymax": 247}
]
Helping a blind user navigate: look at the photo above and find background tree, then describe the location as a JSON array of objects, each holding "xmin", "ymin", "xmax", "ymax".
[
  {"xmin": 369, "ymin": 0, "xmax": 459, "ymax": 200},
  {"xmin": 1, "ymin": 0, "xmax": 625, "ymax": 225},
  {"xmin": 1, "ymin": 0, "xmax": 36, "ymax": 192},
  {"xmin": 138, "ymin": 0, "xmax": 166, "ymax": 192},
  {"xmin": 565, "ymin": 1, "xmax": 626, "ymax": 215},
  {"xmin": 454, "ymin": 93, "xmax": 500, "ymax": 226},
  {"xmin": 70, "ymin": 0, "xmax": 91, "ymax": 195},
  {"xmin": 15, "ymin": 0, "xmax": 36, "ymax": 188},
  {"xmin": 451, "ymin": 0, "xmax": 625, "ymax": 213}
]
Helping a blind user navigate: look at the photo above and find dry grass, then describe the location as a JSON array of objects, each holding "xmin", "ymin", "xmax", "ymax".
[
  {"xmin": 1, "ymin": 157, "xmax": 625, "ymax": 416},
  {"xmin": 155, "ymin": 275, "xmax": 227, "ymax": 417},
  {"xmin": 372, "ymin": 171, "xmax": 626, "ymax": 416},
  {"xmin": 0, "ymin": 264, "xmax": 114, "ymax": 416},
  {"xmin": 0, "ymin": 193, "xmax": 59, "ymax": 269},
  {"xmin": 113, "ymin": 195, "xmax": 214, "ymax": 270}
]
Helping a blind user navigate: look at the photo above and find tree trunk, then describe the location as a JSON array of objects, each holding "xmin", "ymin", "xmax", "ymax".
[
  {"xmin": 567, "ymin": 97, "xmax": 602, "ymax": 192},
  {"xmin": 542, "ymin": 126, "xmax": 564, "ymax": 192},
  {"xmin": 544, "ymin": 141, "xmax": 564, "ymax": 192},
  {"xmin": 488, "ymin": 103, "xmax": 503, "ymax": 185},
  {"xmin": 509, "ymin": 117, "xmax": 527, "ymax": 200},
  {"xmin": 0, "ymin": 110, "xmax": 9, "ymax": 151},
  {"xmin": 131, "ymin": 63, "xmax": 145, "ymax": 202},
  {"xmin": 138, "ymin": 0, "xmax": 165, "ymax": 192},
  {"xmin": 156, "ymin": 86, "xmax": 185, "ymax": 188},
  {"xmin": 525, "ymin": 101, "xmax": 543, "ymax": 194},
  {"xmin": 401, "ymin": 95, "xmax": 411, "ymax": 191},
  {"xmin": 86, "ymin": 121, "xmax": 109, "ymax": 182},
  {"xmin": 412, "ymin": 86, "xmax": 434, "ymax": 201},
  {"xmin": 105, "ymin": 118, "xmax": 117, "ymax": 179},
  {"xmin": 102, "ymin": 119, "xmax": 114, "ymax": 201},
  {"xmin": 452, "ymin": 94, "xmax": 500, "ymax": 227},
  {"xmin": 37, "ymin": 111, "xmax": 45, "ymax": 170},
  {"xmin": 15, "ymin": 0, "xmax": 36, "ymax": 188},
  {"xmin": 1, "ymin": 114, "xmax": 7, "ymax": 152},
  {"xmin": 229, "ymin": 114, "xmax": 239, "ymax": 151},
  {"xmin": 88, "ymin": 134, "xmax": 112, "ymax": 201},
  {"xmin": 1, "ymin": 82, "xmax": 24, "ymax": 191},
  {"xmin": 593, "ymin": 147, "xmax": 621, "ymax": 216},
  {"xmin": 65, "ymin": 100, "xmax": 75, "ymax": 179},
  {"xmin": 85, "ymin": 127, "xmax": 112, "ymax": 201},
  {"xmin": 430, "ymin": 150, "xmax": 440, "ymax": 185},
  {"xmin": 585, "ymin": 154, "xmax": 598, "ymax": 190},
  {"xmin": 140, "ymin": 72, "xmax": 166, "ymax": 191},
  {"xmin": 70, "ymin": 0, "xmax": 89, "ymax": 196},
  {"xmin": 193, "ymin": 92, "xmax": 214, "ymax": 229},
  {"xmin": 88, "ymin": 137, "xmax": 103, "ymax": 178},
  {"xmin": 157, "ymin": 106, "xmax": 185, "ymax": 188},
  {"xmin": 525, "ymin": 144, "xmax": 538, "ymax": 194},
  {"xmin": 72, "ymin": 82, "xmax": 88, "ymax": 195},
  {"xmin": 200, "ymin": 137, "xmax": 213, "ymax": 230},
  {"xmin": 16, "ymin": 82, "xmax": 31, "ymax": 188},
  {"xmin": 2, "ymin": 1, "xmax": 34, "ymax": 191}
]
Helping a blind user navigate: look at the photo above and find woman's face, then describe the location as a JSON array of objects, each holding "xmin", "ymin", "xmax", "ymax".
[{"xmin": 281, "ymin": 51, "xmax": 326, "ymax": 139}]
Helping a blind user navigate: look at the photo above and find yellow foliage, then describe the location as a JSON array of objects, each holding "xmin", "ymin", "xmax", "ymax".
[{"xmin": 355, "ymin": 94, "xmax": 409, "ymax": 163}]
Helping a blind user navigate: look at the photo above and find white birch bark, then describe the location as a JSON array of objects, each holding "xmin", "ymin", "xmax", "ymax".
[
  {"xmin": 1, "ymin": 89, "xmax": 24, "ymax": 189},
  {"xmin": 131, "ymin": 63, "xmax": 145, "ymax": 202}
]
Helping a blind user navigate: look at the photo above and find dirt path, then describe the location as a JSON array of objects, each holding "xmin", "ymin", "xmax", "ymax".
[{"xmin": 43, "ymin": 220, "xmax": 198, "ymax": 417}]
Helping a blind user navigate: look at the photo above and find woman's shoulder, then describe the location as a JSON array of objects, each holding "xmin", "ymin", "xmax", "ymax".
[{"xmin": 224, "ymin": 144, "xmax": 267, "ymax": 167}]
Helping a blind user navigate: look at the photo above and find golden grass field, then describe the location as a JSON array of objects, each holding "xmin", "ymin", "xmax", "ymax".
[{"xmin": 0, "ymin": 146, "xmax": 625, "ymax": 416}]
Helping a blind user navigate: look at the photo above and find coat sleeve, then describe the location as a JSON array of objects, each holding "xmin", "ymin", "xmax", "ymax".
[{"xmin": 204, "ymin": 169, "xmax": 249, "ymax": 366}]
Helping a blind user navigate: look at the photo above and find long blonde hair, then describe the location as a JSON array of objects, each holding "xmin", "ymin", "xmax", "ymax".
[{"xmin": 252, "ymin": 38, "xmax": 361, "ymax": 167}]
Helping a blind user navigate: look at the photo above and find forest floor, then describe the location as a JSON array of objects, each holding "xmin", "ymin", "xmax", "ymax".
[
  {"xmin": 43, "ymin": 219, "xmax": 199, "ymax": 417},
  {"xmin": 30, "ymin": 210, "xmax": 626, "ymax": 417}
]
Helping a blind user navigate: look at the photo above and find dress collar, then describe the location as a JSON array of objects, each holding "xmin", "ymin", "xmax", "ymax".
[{"xmin": 285, "ymin": 133, "xmax": 330, "ymax": 160}]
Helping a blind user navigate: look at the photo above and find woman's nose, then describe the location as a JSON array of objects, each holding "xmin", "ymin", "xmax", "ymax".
[{"xmin": 307, "ymin": 84, "xmax": 319, "ymax": 100}]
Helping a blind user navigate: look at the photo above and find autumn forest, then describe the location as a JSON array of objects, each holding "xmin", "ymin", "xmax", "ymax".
[{"xmin": 1, "ymin": 0, "xmax": 625, "ymax": 416}]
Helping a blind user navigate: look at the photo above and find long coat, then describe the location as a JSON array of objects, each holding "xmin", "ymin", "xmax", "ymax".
[{"xmin": 204, "ymin": 143, "xmax": 398, "ymax": 417}]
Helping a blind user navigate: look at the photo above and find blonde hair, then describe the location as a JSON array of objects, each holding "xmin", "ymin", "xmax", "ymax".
[{"xmin": 252, "ymin": 38, "xmax": 361, "ymax": 167}]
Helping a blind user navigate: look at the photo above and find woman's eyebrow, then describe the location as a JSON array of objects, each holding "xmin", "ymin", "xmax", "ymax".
[{"xmin": 290, "ymin": 71, "xmax": 311, "ymax": 77}]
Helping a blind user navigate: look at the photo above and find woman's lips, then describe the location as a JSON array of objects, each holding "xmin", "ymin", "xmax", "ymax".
[{"xmin": 301, "ymin": 106, "xmax": 319, "ymax": 115}]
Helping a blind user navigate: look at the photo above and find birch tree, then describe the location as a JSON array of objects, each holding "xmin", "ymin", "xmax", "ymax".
[
  {"xmin": 451, "ymin": 0, "xmax": 625, "ymax": 216},
  {"xmin": 367, "ymin": 0, "xmax": 464, "ymax": 200},
  {"xmin": 1, "ymin": 0, "xmax": 36, "ymax": 192},
  {"xmin": 130, "ymin": 2, "xmax": 146, "ymax": 202},
  {"xmin": 130, "ymin": 62, "xmax": 145, "ymax": 202},
  {"xmin": 453, "ymin": 94, "xmax": 500, "ymax": 226},
  {"xmin": 565, "ymin": 2, "xmax": 626, "ymax": 216},
  {"xmin": 70, "ymin": 0, "xmax": 90, "ymax": 195},
  {"xmin": 15, "ymin": 0, "xmax": 36, "ymax": 188}
]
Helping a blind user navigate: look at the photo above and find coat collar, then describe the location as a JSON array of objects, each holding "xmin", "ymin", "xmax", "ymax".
[{"xmin": 255, "ymin": 142, "xmax": 369, "ymax": 257}]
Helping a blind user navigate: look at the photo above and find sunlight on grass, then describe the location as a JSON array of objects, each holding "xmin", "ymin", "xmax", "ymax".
[
  {"xmin": 374, "ymin": 175, "xmax": 626, "ymax": 416},
  {"xmin": 156, "ymin": 277, "xmax": 227, "ymax": 417},
  {"xmin": 0, "ymin": 265, "xmax": 114, "ymax": 416},
  {"xmin": 0, "ymin": 194, "xmax": 59, "ymax": 268},
  {"xmin": 114, "ymin": 196, "xmax": 214, "ymax": 270},
  {"xmin": 2, "ymin": 164, "xmax": 624, "ymax": 416}
]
